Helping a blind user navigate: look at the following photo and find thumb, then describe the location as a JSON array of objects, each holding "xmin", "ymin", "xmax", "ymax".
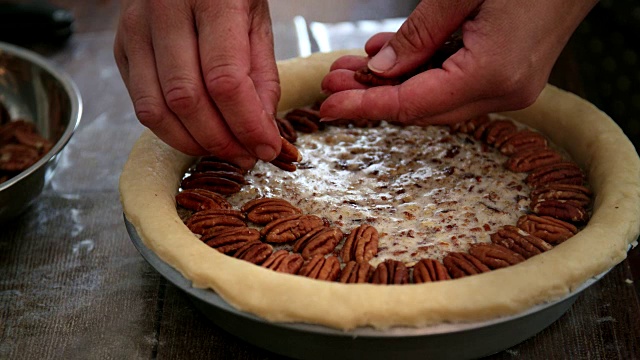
[{"xmin": 368, "ymin": 0, "xmax": 480, "ymax": 77}]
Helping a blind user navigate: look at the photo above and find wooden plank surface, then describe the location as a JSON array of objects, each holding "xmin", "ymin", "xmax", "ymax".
[{"xmin": 1, "ymin": 1, "xmax": 639, "ymax": 359}]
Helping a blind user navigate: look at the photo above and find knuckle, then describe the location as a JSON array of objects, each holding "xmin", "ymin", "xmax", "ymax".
[
  {"xmin": 394, "ymin": 14, "xmax": 436, "ymax": 54},
  {"xmin": 120, "ymin": 6, "xmax": 144, "ymax": 34},
  {"xmin": 163, "ymin": 77, "xmax": 200, "ymax": 113},
  {"xmin": 133, "ymin": 96, "xmax": 164, "ymax": 127},
  {"xmin": 205, "ymin": 63, "xmax": 245, "ymax": 99}
]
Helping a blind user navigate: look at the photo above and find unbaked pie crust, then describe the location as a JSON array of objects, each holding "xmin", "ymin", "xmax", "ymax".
[{"xmin": 120, "ymin": 50, "xmax": 640, "ymax": 330}]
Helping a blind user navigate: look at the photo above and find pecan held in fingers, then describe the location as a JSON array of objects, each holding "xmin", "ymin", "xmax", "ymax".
[{"xmin": 270, "ymin": 136, "xmax": 302, "ymax": 172}]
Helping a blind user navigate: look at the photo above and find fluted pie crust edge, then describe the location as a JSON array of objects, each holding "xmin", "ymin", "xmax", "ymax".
[{"xmin": 119, "ymin": 50, "xmax": 640, "ymax": 330}]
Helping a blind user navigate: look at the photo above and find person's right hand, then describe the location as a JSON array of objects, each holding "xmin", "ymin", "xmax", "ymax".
[{"xmin": 114, "ymin": 0, "xmax": 282, "ymax": 170}]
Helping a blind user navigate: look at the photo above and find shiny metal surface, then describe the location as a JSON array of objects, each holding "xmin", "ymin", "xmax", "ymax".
[
  {"xmin": 125, "ymin": 215, "xmax": 606, "ymax": 360},
  {"xmin": 0, "ymin": 41, "xmax": 82, "ymax": 222}
]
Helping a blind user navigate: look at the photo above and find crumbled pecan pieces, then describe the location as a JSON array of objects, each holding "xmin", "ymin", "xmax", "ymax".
[
  {"xmin": 340, "ymin": 224, "xmax": 379, "ymax": 263},
  {"xmin": 412, "ymin": 259, "xmax": 450, "ymax": 283},
  {"xmin": 262, "ymin": 250, "xmax": 304, "ymax": 274},
  {"xmin": 298, "ymin": 255, "xmax": 341, "ymax": 281},
  {"xmin": 241, "ymin": 197, "xmax": 302, "ymax": 225},
  {"xmin": 261, "ymin": 214, "xmax": 325, "ymax": 243},
  {"xmin": 517, "ymin": 214, "xmax": 577, "ymax": 244},
  {"xmin": 371, "ymin": 259, "xmax": 409, "ymax": 285},
  {"xmin": 339, "ymin": 261, "xmax": 374, "ymax": 284}
]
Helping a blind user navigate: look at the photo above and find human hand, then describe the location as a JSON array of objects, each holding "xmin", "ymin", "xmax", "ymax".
[
  {"xmin": 320, "ymin": 0, "xmax": 597, "ymax": 126},
  {"xmin": 114, "ymin": 0, "xmax": 281, "ymax": 169}
]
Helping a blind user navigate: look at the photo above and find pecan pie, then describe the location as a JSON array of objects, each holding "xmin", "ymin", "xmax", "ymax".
[{"xmin": 120, "ymin": 50, "xmax": 640, "ymax": 330}]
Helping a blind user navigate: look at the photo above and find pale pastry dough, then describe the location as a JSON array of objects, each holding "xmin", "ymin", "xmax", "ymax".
[{"xmin": 119, "ymin": 50, "xmax": 640, "ymax": 330}]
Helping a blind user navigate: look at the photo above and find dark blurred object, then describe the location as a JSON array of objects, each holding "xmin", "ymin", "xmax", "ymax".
[{"xmin": 0, "ymin": 1, "xmax": 74, "ymax": 45}]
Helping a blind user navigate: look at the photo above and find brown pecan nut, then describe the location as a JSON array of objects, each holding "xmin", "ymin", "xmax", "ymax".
[
  {"xmin": 354, "ymin": 67, "xmax": 404, "ymax": 87},
  {"xmin": 490, "ymin": 225, "xmax": 553, "ymax": 259},
  {"xmin": 180, "ymin": 172, "xmax": 243, "ymax": 195},
  {"xmin": 532, "ymin": 199, "xmax": 589, "ymax": 223},
  {"xmin": 202, "ymin": 227, "xmax": 261, "ymax": 254},
  {"xmin": 499, "ymin": 130, "xmax": 547, "ymax": 155},
  {"xmin": 505, "ymin": 147, "xmax": 563, "ymax": 172},
  {"xmin": 261, "ymin": 214, "xmax": 325, "ymax": 243},
  {"xmin": 14, "ymin": 128, "xmax": 52, "ymax": 154},
  {"xmin": 468, "ymin": 243, "xmax": 525, "ymax": 269},
  {"xmin": 262, "ymin": 250, "xmax": 304, "ymax": 274},
  {"xmin": 412, "ymin": 259, "xmax": 451, "ymax": 283},
  {"xmin": 371, "ymin": 259, "xmax": 409, "ymax": 285},
  {"xmin": 270, "ymin": 136, "xmax": 302, "ymax": 172},
  {"xmin": 530, "ymin": 184, "xmax": 592, "ymax": 208},
  {"xmin": 284, "ymin": 108, "xmax": 323, "ymax": 133},
  {"xmin": 339, "ymin": 261, "xmax": 374, "ymax": 284},
  {"xmin": 450, "ymin": 114, "xmax": 490, "ymax": 134},
  {"xmin": 525, "ymin": 161, "xmax": 584, "ymax": 187},
  {"xmin": 176, "ymin": 188, "xmax": 233, "ymax": 211},
  {"xmin": 233, "ymin": 241, "xmax": 273, "ymax": 265},
  {"xmin": 275, "ymin": 117, "xmax": 298, "ymax": 143},
  {"xmin": 0, "ymin": 119, "xmax": 36, "ymax": 144},
  {"xmin": 241, "ymin": 197, "xmax": 302, "ymax": 225},
  {"xmin": 298, "ymin": 255, "xmax": 341, "ymax": 281},
  {"xmin": 195, "ymin": 157, "xmax": 246, "ymax": 175},
  {"xmin": 517, "ymin": 214, "xmax": 577, "ymax": 244},
  {"xmin": 185, "ymin": 209, "xmax": 246, "ymax": 235},
  {"xmin": 484, "ymin": 119, "xmax": 518, "ymax": 146},
  {"xmin": 0, "ymin": 144, "xmax": 40, "ymax": 171},
  {"xmin": 293, "ymin": 226, "xmax": 343, "ymax": 260},
  {"xmin": 442, "ymin": 252, "xmax": 491, "ymax": 278},
  {"xmin": 340, "ymin": 224, "xmax": 379, "ymax": 263}
]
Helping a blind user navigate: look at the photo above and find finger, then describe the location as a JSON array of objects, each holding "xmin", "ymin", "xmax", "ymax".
[
  {"xmin": 248, "ymin": 1, "xmax": 280, "ymax": 117},
  {"xmin": 321, "ymin": 69, "xmax": 368, "ymax": 94},
  {"xmin": 329, "ymin": 55, "xmax": 369, "ymax": 71},
  {"xmin": 363, "ymin": 32, "xmax": 394, "ymax": 56},
  {"xmin": 116, "ymin": 5, "xmax": 212, "ymax": 157},
  {"xmin": 197, "ymin": 0, "xmax": 282, "ymax": 161},
  {"xmin": 367, "ymin": 0, "xmax": 480, "ymax": 77}
]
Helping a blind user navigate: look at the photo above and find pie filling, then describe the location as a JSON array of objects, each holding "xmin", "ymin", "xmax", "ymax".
[{"xmin": 175, "ymin": 107, "xmax": 592, "ymax": 284}]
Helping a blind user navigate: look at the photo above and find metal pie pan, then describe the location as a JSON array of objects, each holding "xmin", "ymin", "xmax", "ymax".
[{"xmin": 125, "ymin": 215, "xmax": 605, "ymax": 360}]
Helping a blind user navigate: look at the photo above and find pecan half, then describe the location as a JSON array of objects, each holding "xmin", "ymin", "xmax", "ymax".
[
  {"xmin": 0, "ymin": 120, "xmax": 36, "ymax": 143},
  {"xmin": 185, "ymin": 209, "xmax": 246, "ymax": 235},
  {"xmin": 532, "ymin": 199, "xmax": 589, "ymax": 223},
  {"xmin": 0, "ymin": 144, "xmax": 39, "ymax": 171},
  {"xmin": 284, "ymin": 108, "xmax": 322, "ymax": 133},
  {"xmin": 468, "ymin": 243, "xmax": 525, "ymax": 269},
  {"xmin": 180, "ymin": 172, "xmax": 243, "ymax": 195},
  {"xmin": 530, "ymin": 184, "xmax": 592, "ymax": 208},
  {"xmin": 499, "ymin": 130, "xmax": 547, "ymax": 155},
  {"xmin": 262, "ymin": 250, "xmax": 304, "ymax": 274},
  {"xmin": 371, "ymin": 259, "xmax": 409, "ymax": 285},
  {"xmin": 354, "ymin": 67, "xmax": 404, "ymax": 87},
  {"xmin": 450, "ymin": 114, "xmax": 490, "ymax": 134},
  {"xmin": 412, "ymin": 259, "xmax": 451, "ymax": 283},
  {"xmin": 293, "ymin": 226, "xmax": 343, "ymax": 260},
  {"xmin": 233, "ymin": 241, "xmax": 273, "ymax": 265},
  {"xmin": 484, "ymin": 119, "xmax": 517, "ymax": 146},
  {"xmin": 340, "ymin": 224, "xmax": 379, "ymax": 263},
  {"xmin": 195, "ymin": 157, "xmax": 245, "ymax": 175},
  {"xmin": 270, "ymin": 136, "xmax": 302, "ymax": 172},
  {"xmin": 505, "ymin": 147, "xmax": 563, "ymax": 172},
  {"xmin": 339, "ymin": 261, "xmax": 374, "ymax": 284},
  {"xmin": 298, "ymin": 255, "xmax": 341, "ymax": 281},
  {"xmin": 517, "ymin": 214, "xmax": 577, "ymax": 244},
  {"xmin": 14, "ymin": 128, "xmax": 52, "ymax": 154},
  {"xmin": 241, "ymin": 197, "xmax": 302, "ymax": 225},
  {"xmin": 275, "ymin": 117, "xmax": 298, "ymax": 143},
  {"xmin": 176, "ymin": 188, "xmax": 233, "ymax": 211},
  {"xmin": 442, "ymin": 252, "xmax": 491, "ymax": 278},
  {"xmin": 202, "ymin": 227, "xmax": 261, "ymax": 254},
  {"xmin": 490, "ymin": 225, "xmax": 553, "ymax": 258},
  {"xmin": 261, "ymin": 214, "xmax": 325, "ymax": 243},
  {"xmin": 525, "ymin": 161, "xmax": 584, "ymax": 187}
]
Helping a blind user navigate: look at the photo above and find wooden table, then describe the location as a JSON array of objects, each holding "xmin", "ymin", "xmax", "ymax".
[{"xmin": 1, "ymin": 1, "xmax": 639, "ymax": 359}]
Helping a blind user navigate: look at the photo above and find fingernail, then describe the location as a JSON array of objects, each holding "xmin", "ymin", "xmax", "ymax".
[
  {"xmin": 255, "ymin": 144, "xmax": 277, "ymax": 161},
  {"xmin": 236, "ymin": 156, "xmax": 257, "ymax": 170},
  {"xmin": 319, "ymin": 117, "xmax": 338, "ymax": 123},
  {"xmin": 368, "ymin": 46, "xmax": 397, "ymax": 73}
]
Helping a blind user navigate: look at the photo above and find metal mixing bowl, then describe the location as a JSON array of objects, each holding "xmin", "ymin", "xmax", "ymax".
[{"xmin": 0, "ymin": 42, "xmax": 82, "ymax": 222}]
